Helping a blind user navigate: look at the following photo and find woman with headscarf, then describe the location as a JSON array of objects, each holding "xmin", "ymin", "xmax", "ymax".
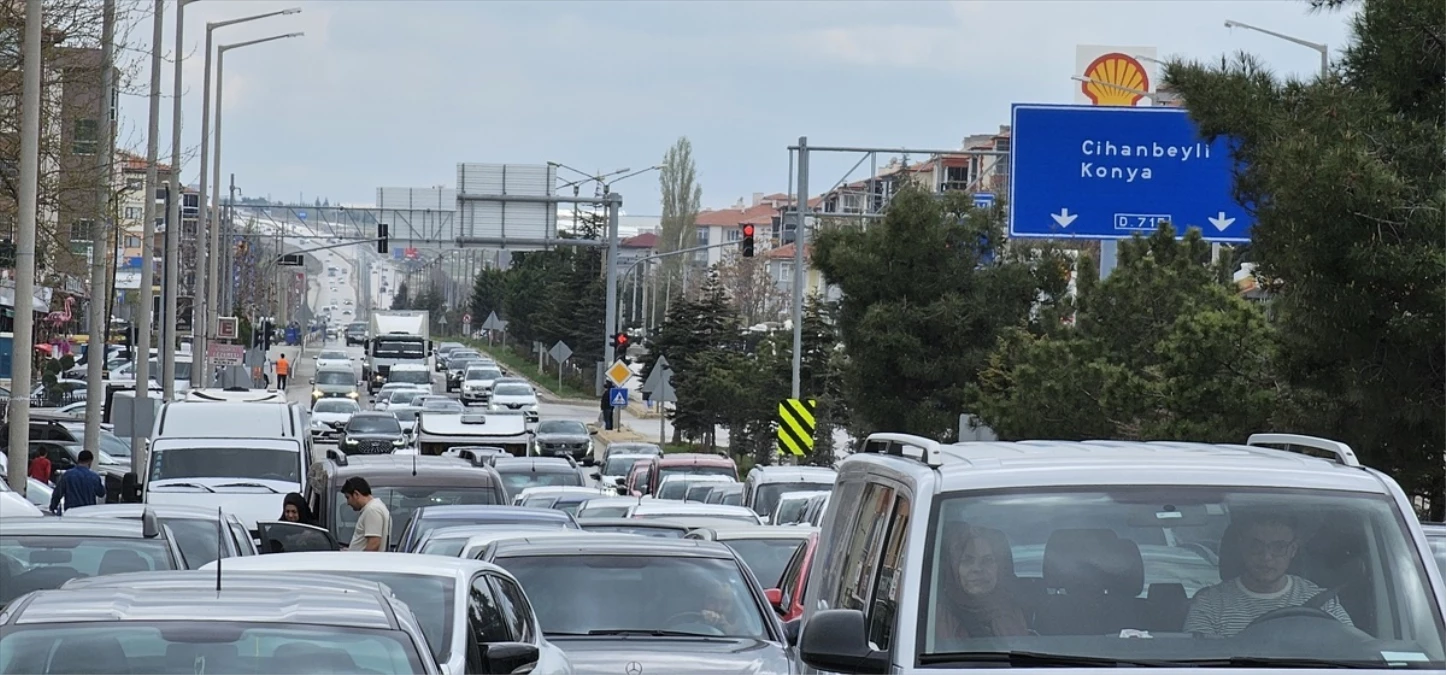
[
  {"xmin": 935, "ymin": 523, "xmax": 1029, "ymax": 642},
  {"xmin": 281, "ymin": 492, "xmax": 315, "ymax": 525}
]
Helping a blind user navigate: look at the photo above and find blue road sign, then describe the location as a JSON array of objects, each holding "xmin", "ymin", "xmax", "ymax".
[
  {"xmin": 122, "ymin": 256, "xmax": 143, "ymax": 269},
  {"xmin": 973, "ymin": 193, "xmax": 995, "ymax": 209},
  {"xmin": 297, "ymin": 210, "xmax": 307, "ymax": 221},
  {"xmin": 1009, "ymin": 104, "xmax": 1252, "ymax": 243},
  {"xmin": 608, "ymin": 387, "xmax": 629, "ymax": 407}
]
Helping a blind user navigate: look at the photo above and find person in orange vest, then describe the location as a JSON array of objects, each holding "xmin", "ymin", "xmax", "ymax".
[{"xmin": 275, "ymin": 353, "xmax": 290, "ymax": 390}]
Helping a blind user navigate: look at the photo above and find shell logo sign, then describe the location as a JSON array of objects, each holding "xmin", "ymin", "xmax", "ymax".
[
  {"xmin": 1075, "ymin": 45, "xmax": 1157, "ymax": 107},
  {"xmin": 1081, "ymin": 53, "xmax": 1150, "ymax": 106}
]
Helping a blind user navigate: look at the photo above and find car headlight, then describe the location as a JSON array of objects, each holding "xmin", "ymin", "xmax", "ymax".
[
  {"xmin": 347, "ymin": 391, "xmax": 359, "ymax": 399},
  {"xmin": 344, "ymin": 438, "xmax": 358, "ymax": 445},
  {"xmin": 312, "ymin": 390, "xmax": 324, "ymax": 398},
  {"xmin": 392, "ymin": 438, "xmax": 406, "ymax": 446}
]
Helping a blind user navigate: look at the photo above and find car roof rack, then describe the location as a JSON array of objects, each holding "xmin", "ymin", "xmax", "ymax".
[
  {"xmin": 859, "ymin": 433, "xmax": 944, "ymax": 468},
  {"xmin": 326, "ymin": 448, "xmax": 349, "ymax": 466},
  {"xmin": 1245, "ymin": 433, "xmax": 1360, "ymax": 467}
]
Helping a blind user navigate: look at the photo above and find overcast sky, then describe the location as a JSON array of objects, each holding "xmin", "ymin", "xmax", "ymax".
[{"xmin": 115, "ymin": 0, "xmax": 1355, "ymax": 216}]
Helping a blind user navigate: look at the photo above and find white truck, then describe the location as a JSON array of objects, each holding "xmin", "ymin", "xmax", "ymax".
[{"xmin": 363, "ymin": 310, "xmax": 431, "ymax": 393}]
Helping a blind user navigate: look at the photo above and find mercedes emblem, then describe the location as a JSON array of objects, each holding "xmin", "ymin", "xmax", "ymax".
[{"xmin": 625, "ymin": 662, "xmax": 643, "ymax": 675}]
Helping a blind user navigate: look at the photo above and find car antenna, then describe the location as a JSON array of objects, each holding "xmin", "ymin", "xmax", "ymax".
[
  {"xmin": 215, "ymin": 506, "xmax": 224, "ymax": 595},
  {"xmin": 412, "ymin": 451, "xmax": 417, "ymax": 477}
]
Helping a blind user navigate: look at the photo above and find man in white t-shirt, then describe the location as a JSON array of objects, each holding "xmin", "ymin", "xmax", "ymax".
[
  {"xmin": 342, "ymin": 477, "xmax": 391, "ymax": 552},
  {"xmin": 1185, "ymin": 514, "xmax": 1352, "ymax": 637}
]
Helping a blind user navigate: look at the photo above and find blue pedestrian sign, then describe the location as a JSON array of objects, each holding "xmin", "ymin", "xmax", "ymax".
[
  {"xmin": 973, "ymin": 193, "xmax": 995, "ymax": 209},
  {"xmin": 608, "ymin": 387, "xmax": 629, "ymax": 407},
  {"xmin": 297, "ymin": 210, "xmax": 307, "ymax": 221},
  {"xmin": 1009, "ymin": 104, "xmax": 1252, "ymax": 243}
]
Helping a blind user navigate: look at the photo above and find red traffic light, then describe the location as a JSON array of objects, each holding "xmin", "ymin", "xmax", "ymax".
[
  {"xmin": 615, "ymin": 332, "xmax": 630, "ymax": 347},
  {"xmin": 742, "ymin": 224, "xmax": 755, "ymax": 237}
]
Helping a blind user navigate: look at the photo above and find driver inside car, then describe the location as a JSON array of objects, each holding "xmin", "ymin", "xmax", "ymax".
[
  {"xmin": 699, "ymin": 579, "xmax": 746, "ymax": 636},
  {"xmin": 1184, "ymin": 514, "xmax": 1353, "ymax": 637}
]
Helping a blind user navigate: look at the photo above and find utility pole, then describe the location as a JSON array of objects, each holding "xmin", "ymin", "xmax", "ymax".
[
  {"xmin": 162, "ymin": 0, "xmax": 190, "ymax": 399},
  {"xmin": 7, "ymin": 0, "xmax": 42, "ymax": 492},
  {"xmin": 134, "ymin": 0, "xmax": 164, "ymax": 465},
  {"xmin": 602, "ymin": 194, "xmax": 621, "ymax": 367},
  {"xmin": 790, "ymin": 137, "xmax": 808, "ymax": 400},
  {"xmin": 83, "ymin": 0, "xmax": 116, "ymax": 457}
]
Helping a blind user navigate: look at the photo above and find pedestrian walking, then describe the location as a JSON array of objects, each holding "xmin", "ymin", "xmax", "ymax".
[
  {"xmin": 342, "ymin": 477, "xmax": 391, "ymax": 552},
  {"xmin": 275, "ymin": 353, "xmax": 290, "ymax": 390},
  {"xmin": 600, "ymin": 388, "xmax": 615, "ymax": 431},
  {"xmin": 49, "ymin": 449, "xmax": 105, "ymax": 514}
]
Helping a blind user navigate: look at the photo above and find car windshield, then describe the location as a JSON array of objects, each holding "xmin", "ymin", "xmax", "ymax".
[
  {"xmin": 0, "ymin": 537, "xmax": 175, "ymax": 604},
  {"xmin": 609, "ymin": 444, "xmax": 662, "ymax": 456},
  {"xmin": 313, "ymin": 399, "xmax": 359, "ymax": 414},
  {"xmin": 720, "ymin": 492, "xmax": 742, "ymax": 506},
  {"xmin": 493, "ymin": 384, "xmax": 532, "ymax": 397},
  {"xmin": 581, "ymin": 524, "xmax": 685, "ymax": 538},
  {"xmin": 151, "ymin": 447, "xmax": 299, "ymax": 483},
  {"xmin": 450, "ymin": 353, "xmax": 479, "ymax": 363},
  {"xmin": 347, "ymin": 416, "xmax": 401, "ymax": 434},
  {"xmin": 315, "ymin": 371, "xmax": 354, "ymax": 386},
  {"xmin": 389, "ymin": 390, "xmax": 419, "ymax": 404},
  {"xmin": 635, "ymin": 511, "xmax": 758, "ymax": 524},
  {"xmin": 95, "ymin": 432, "xmax": 130, "ymax": 460},
  {"xmin": 374, "ymin": 339, "xmax": 424, "ymax": 359},
  {"xmin": 919, "ymin": 487, "xmax": 1445, "ymax": 667},
  {"xmin": 387, "ymin": 369, "xmax": 430, "ymax": 384},
  {"xmin": 658, "ymin": 478, "xmax": 730, "ymax": 501},
  {"xmin": 417, "ymin": 537, "xmax": 469, "ymax": 557},
  {"xmin": 391, "ymin": 409, "xmax": 419, "ymax": 423},
  {"xmin": 340, "ymin": 572, "xmax": 455, "ymax": 663},
  {"xmin": 537, "ymin": 421, "xmax": 587, "ymax": 436},
  {"xmin": 578, "ymin": 505, "xmax": 631, "ymax": 519},
  {"xmin": 422, "ymin": 401, "xmax": 463, "ymax": 413},
  {"xmin": 751, "ymin": 482, "xmax": 831, "ymax": 518},
  {"xmin": 320, "ymin": 351, "xmax": 348, "ymax": 360},
  {"xmin": 0, "ymin": 623, "xmax": 426, "ymax": 674},
  {"xmin": 501, "ymin": 554, "xmax": 768, "ymax": 639},
  {"xmin": 721, "ymin": 537, "xmax": 808, "ymax": 589},
  {"xmin": 163, "ymin": 517, "xmax": 227, "ymax": 569},
  {"xmin": 773, "ymin": 495, "xmax": 820, "ymax": 525},
  {"xmin": 465, "ymin": 368, "xmax": 501, "ymax": 381},
  {"xmin": 333, "ymin": 487, "xmax": 500, "ymax": 548},
  {"xmin": 498, "ymin": 470, "xmax": 583, "ymax": 496},
  {"xmin": 657, "ymin": 465, "xmax": 735, "ymax": 486},
  {"xmin": 148, "ymin": 360, "xmax": 193, "ymax": 382},
  {"xmin": 602, "ymin": 456, "xmax": 646, "ymax": 476}
]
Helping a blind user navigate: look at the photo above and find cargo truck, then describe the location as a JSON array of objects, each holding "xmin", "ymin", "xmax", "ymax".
[{"xmin": 363, "ymin": 310, "xmax": 430, "ymax": 393}]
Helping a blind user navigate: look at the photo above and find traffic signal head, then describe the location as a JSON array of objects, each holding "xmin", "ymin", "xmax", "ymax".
[
  {"xmin": 611, "ymin": 332, "xmax": 630, "ymax": 350},
  {"xmin": 377, "ymin": 223, "xmax": 389, "ymax": 254},
  {"xmin": 740, "ymin": 224, "xmax": 755, "ymax": 258}
]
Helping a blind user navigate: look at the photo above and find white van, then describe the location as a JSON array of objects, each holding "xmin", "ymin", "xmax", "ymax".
[{"xmin": 131, "ymin": 398, "xmax": 312, "ymax": 531}]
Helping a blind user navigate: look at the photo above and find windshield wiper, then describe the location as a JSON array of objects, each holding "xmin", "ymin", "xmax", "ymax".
[
  {"xmin": 1175, "ymin": 657, "xmax": 1383, "ymax": 669},
  {"xmin": 213, "ymin": 482, "xmax": 281, "ymax": 493},
  {"xmin": 920, "ymin": 651, "xmax": 1173, "ymax": 667},
  {"xmin": 586, "ymin": 629, "xmax": 722, "ymax": 638},
  {"xmin": 153, "ymin": 482, "xmax": 216, "ymax": 493}
]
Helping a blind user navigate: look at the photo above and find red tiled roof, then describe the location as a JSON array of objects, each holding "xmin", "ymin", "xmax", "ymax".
[
  {"xmin": 621, "ymin": 232, "xmax": 658, "ymax": 248},
  {"xmin": 766, "ymin": 243, "xmax": 811, "ymax": 261},
  {"xmin": 696, "ymin": 202, "xmax": 780, "ymax": 227},
  {"xmin": 117, "ymin": 150, "xmax": 172, "ymax": 174}
]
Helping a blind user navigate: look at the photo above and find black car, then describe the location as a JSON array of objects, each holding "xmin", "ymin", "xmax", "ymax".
[
  {"xmin": 531, "ymin": 420, "xmax": 594, "ymax": 463},
  {"xmin": 337, "ymin": 411, "xmax": 407, "ymax": 455},
  {"xmin": 344, "ymin": 322, "xmax": 367, "ymax": 346}
]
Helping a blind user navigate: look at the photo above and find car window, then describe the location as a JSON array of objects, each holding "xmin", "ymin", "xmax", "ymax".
[
  {"xmin": 1427, "ymin": 531, "xmax": 1446, "ymax": 577},
  {"xmin": 332, "ymin": 488, "xmax": 500, "ymax": 549},
  {"xmin": 828, "ymin": 483, "xmax": 894, "ymax": 615},
  {"xmin": 489, "ymin": 576, "xmax": 537, "ymax": 643},
  {"xmin": 314, "ymin": 371, "xmax": 354, "ymax": 386},
  {"xmin": 536, "ymin": 420, "xmax": 587, "ymax": 435},
  {"xmin": 0, "ymin": 537, "xmax": 175, "ymax": 604},
  {"xmin": 722, "ymin": 537, "xmax": 808, "ymax": 589},
  {"xmin": 492, "ymin": 384, "xmax": 532, "ymax": 397},
  {"xmin": 469, "ymin": 575, "xmax": 512, "ymax": 643},
  {"xmin": 867, "ymin": 494, "xmax": 910, "ymax": 651},
  {"xmin": 387, "ymin": 369, "xmax": 431, "ymax": 384},
  {"xmin": 919, "ymin": 488, "xmax": 1445, "ymax": 665},
  {"xmin": 347, "ymin": 416, "xmax": 401, "ymax": 434},
  {"xmin": 499, "ymin": 470, "xmax": 583, "ymax": 495},
  {"xmin": 502, "ymin": 554, "xmax": 769, "ymax": 639},
  {"xmin": 151, "ymin": 447, "xmax": 299, "ymax": 483},
  {"xmin": 313, "ymin": 399, "xmax": 359, "ymax": 414},
  {"xmin": 752, "ymin": 482, "xmax": 831, "ymax": 518},
  {"xmin": 346, "ymin": 572, "xmax": 455, "ymax": 662},
  {"xmin": 778, "ymin": 539, "xmax": 808, "ymax": 605}
]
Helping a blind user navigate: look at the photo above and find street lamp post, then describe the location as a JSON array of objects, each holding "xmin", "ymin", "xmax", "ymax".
[
  {"xmin": 208, "ymin": 31, "xmax": 302, "ymax": 373},
  {"xmin": 1224, "ymin": 19, "xmax": 1328, "ymax": 79},
  {"xmin": 194, "ymin": 9, "xmax": 300, "ymax": 385},
  {"xmin": 162, "ymin": 0, "xmax": 201, "ymax": 399}
]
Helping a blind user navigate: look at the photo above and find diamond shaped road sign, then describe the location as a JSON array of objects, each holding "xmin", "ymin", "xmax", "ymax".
[
  {"xmin": 548, "ymin": 341, "xmax": 572, "ymax": 364},
  {"xmin": 605, "ymin": 360, "xmax": 632, "ymax": 388}
]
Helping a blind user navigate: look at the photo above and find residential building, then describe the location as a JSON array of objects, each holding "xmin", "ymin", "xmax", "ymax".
[
  {"xmin": 693, "ymin": 193, "xmax": 791, "ymax": 268},
  {"xmin": 765, "ymin": 243, "xmax": 830, "ymax": 302}
]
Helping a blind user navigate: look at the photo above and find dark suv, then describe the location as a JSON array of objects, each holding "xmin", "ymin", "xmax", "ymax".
[
  {"xmin": 307, "ymin": 451, "xmax": 508, "ymax": 551},
  {"xmin": 337, "ymin": 411, "xmax": 407, "ymax": 455}
]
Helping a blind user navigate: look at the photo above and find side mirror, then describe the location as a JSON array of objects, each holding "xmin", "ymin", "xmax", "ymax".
[
  {"xmin": 121, "ymin": 471, "xmax": 141, "ymax": 503},
  {"xmin": 614, "ymin": 476, "xmax": 626, "ymax": 486},
  {"xmin": 589, "ymin": 428, "xmax": 599, "ymax": 435},
  {"xmin": 309, "ymin": 379, "xmax": 315, "ymax": 385},
  {"xmin": 764, "ymin": 587, "xmax": 783, "ymax": 609},
  {"xmin": 582, "ymin": 457, "xmax": 595, "ymax": 466},
  {"xmin": 481, "ymin": 642, "xmax": 538, "ymax": 675},
  {"xmin": 783, "ymin": 618, "xmax": 801, "ymax": 647},
  {"xmin": 799, "ymin": 609, "xmax": 887, "ymax": 674}
]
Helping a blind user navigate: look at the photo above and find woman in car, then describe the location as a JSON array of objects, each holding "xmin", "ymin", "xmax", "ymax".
[
  {"xmin": 281, "ymin": 492, "xmax": 316, "ymax": 525},
  {"xmin": 936, "ymin": 523, "xmax": 1029, "ymax": 640}
]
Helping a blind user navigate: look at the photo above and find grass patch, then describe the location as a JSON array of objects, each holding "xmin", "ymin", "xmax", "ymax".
[{"xmin": 454, "ymin": 336, "xmax": 595, "ymax": 401}]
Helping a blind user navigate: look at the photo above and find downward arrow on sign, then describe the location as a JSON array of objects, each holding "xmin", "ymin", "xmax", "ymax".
[
  {"xmin": 1208, "ymin": 211, "xmax": 1236, "ymax": 231},
  {"xmin": 1051, "ymin": 208, "xmax": 1078, "ymax": 228}
]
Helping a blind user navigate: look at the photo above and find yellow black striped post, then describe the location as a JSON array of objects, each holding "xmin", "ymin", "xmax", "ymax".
[{"xmin": 777, "ymin": 398, "xmax": 817, "ymax": 457}]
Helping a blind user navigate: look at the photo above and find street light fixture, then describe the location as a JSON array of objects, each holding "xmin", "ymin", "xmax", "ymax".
[
  {"xmin": 1224, "ymin": 19, "xmax": 1328, "ymax": 79},
  {"xmin": 195, "ymin": 8, "xmax": 300, "ymax": 384}
]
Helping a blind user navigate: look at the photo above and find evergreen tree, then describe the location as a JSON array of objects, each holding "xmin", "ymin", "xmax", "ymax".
[
  {"xmin": 813, "ymin": 185, "xmax": 1069, "ymax": 440},
  {"xmin": 1167, "ymin": 0, "xmax": 1445, "ymax": 514}
]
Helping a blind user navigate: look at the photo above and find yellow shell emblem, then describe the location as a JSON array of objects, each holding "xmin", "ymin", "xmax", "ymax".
[{"xmin": 1081, "ymin": 53, "xmax": 1150, "ymax": 107}]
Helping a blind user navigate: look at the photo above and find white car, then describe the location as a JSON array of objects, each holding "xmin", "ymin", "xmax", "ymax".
[
  {"xmin": 310, "ymin": 397, "xmax": 360, "ymax": 441},
  {"xmin": 375, "ymin": 387, "xmax": 426, "ymax": 412},
  {"xmin": 372, "ymin": 382, "xmax": 429, "ymax": 409},
  {"xmin": 488, "ymin": 382, "xmax": 539, "ymax": 422},
  {"xmin": 314, "ymin": 349, "xmax": 351, "ymax": 371}
]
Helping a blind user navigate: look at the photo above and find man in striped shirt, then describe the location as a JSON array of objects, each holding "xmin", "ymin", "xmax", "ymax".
[{"xmin": 1184, "ymin": 514, "xmax": 1353, "ymax": 637}]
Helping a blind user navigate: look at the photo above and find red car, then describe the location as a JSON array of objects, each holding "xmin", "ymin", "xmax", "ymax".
[{"xmin": 764, "ymin": 530, "xmax": 818, "ymax": 622}]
